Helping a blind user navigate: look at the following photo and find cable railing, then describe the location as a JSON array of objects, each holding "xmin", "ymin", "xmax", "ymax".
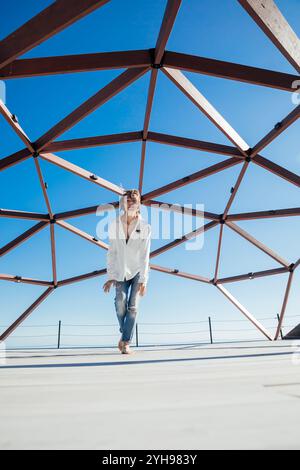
[{"xmin": 1, "ymin": 313, "xmax": 299, "ymax": 349}]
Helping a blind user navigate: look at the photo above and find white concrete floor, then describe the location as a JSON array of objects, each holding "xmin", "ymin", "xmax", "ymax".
[{"xmin": 0, "ymin": 340, "xmax": 300, "ymax": 450}]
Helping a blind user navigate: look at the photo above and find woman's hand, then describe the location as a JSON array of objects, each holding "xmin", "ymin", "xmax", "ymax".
[
  {"xmin": 103, "ymin": 280, "xmax": 116, "ymax": 293},
  {"xmin": 138, "ymin": 283, "xmax": 147, "ymax": 296}
]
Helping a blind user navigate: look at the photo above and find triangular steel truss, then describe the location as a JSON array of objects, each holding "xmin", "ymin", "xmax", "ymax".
[{"xmin": 0, "ymin": 0, "xmax": 299, "ymax": 342}]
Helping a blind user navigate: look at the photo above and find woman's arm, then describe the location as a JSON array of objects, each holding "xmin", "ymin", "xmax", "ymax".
[
  {"xmin": 106, "ymin": 222, "xmax": 117, "ymax": 281},
  {"xmin": 138, "ymin": 225, "xmax": 152, "ymax": 286}
]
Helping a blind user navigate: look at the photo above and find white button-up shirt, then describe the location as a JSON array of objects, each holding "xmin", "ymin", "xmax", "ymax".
[{"xmin": 106, "ymin": 214, "xmax": 152, "ymax": 285}]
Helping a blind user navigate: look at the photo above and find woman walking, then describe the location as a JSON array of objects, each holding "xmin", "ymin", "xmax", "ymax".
[{"xmin": 103, "ymin": 189, "xmax": 151, "ymax": 354}]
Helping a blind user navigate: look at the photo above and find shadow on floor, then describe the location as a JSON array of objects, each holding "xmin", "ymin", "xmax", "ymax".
[
  {"xmin": 0, "ymin": 350, "xmax": 294, "ymax": 370},
  {"xmin": 4, "ymin": 341, "xmax": 293, "ymax": 361}
]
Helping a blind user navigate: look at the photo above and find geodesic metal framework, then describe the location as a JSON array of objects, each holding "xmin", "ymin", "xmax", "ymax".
[{"xmin": 0, "ymin": 0, "xmax": 299, "ymax": 343}]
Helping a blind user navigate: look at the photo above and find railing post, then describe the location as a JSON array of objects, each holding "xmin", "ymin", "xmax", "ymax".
[
  {"xmin": 208, "ymin": 316, "xmax": 213, "ymax": 344},
  {"xmin": 136, "ymin": 323, "xmax": 139, "ymax": 347},
  {"xmin": 57, "ymin": 320, "xmax": 61, "ymax": 349},
  {"xmin": 277, "ymin": 314, "xmax": 283, "ymax": 340}
]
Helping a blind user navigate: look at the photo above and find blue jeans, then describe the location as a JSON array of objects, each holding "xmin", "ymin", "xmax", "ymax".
[{"xmin": 114, "ymin": 271, "xmax": 141, "ymax": 343}]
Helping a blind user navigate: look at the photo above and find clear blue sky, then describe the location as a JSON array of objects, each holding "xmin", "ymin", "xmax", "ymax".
[{"xmin": 0, "ymin": 0, "xmax": 299, "ymax": 348}]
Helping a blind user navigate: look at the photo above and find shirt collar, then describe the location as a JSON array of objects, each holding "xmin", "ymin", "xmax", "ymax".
[{"xmin": 117, "ymin": 212, "xmax": 142, "ymax": 240}]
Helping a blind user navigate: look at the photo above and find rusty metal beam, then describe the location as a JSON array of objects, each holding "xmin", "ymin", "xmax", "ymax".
[
  {"xmin": 39, "ymin": 152, "xmax": 125, "ymax": 195},
  {"xmin": 55, "ymin": 201, "xmax": 119, "ymax": 220},
  {"xmin": 238, "ymin": 0, "xmax": 300, "ymax": 73},
  {"xmin": 139, "ymin": 69, "xmax": 159, "ymax": 192},
  {"xmin": 252, "ymin": 154, "xmax": 300, "ymax": 187},
  {"xmin": 214, "ymin": 224, "xmax": 224, "ymax": 283},
  {"xmin": 147, "ymin": 131, "xmax": 244, "ymax": 158},
  {"xmin": 0, "ymin": 100, "xmax": 34, "ymax": 152},
  {"xmin": 142, "ymin": 158, "xmax": 242, "ymax": 201},
  {"xmin": 0, "ymin": 209, "xmax": 49, "ymax": 221},
  {"xmin": 50, "ymin": 224, "xmax": 57, "ymax": 286},
  {"xmin": 142, "ymin": 199, "xmax": 220, "ymax": 221},
  {"xmin": 223, "ymin": 160, "xmax": 250, "ymax": 218},
  {"xmin": 0, "ymin": 148, "xmax": 32, "ymax": 172},
  {"xmin": 225, "ymin": 220, "xmax": 290, "ymax": 268},
  {"xmin": 154, "ymin": 0, "xmax": 182, "ymax": 64},
  {"xmin": 216, "ymin": 266, "xmax": 288, "ymax": 284},
  {"xmin": 142, "ymin": 71, "xmax": 158, "ymax": 141},
  {"xmin": 0, "ymin": 287, "xmax": 54, "ymax": 342},
  {"xmin": 44, "ymin": 131, "xmax": 143, "ymax": 153},
  {"xmin": 35, "ymin": 67, "xmax": 149, "ymax": 151},
  {"xmin": 57, "ymin": 269, "xmax": 107, "ymax": 287},
  {"xmin": 163, "ymin": 50, "xmax": 300, "ymax": 91},
  {"xmin": 55, "ymin": 200, "xmax": 119, "ymax": 220},
  {"xmin": 0, "ymin": 0, "xmax": 111, "ymax": 70},
  {"xmin": 56, "ymin": 220, "xmax": 108, "ymax": 249},
  {"xmin": 163, "ymin": 67, "xmax": 250, "ymax": 154},
  {"xmin": 294, "ymin": 258, "xmax": 300, "ymax": 270},
  {"xmin": 139, "ymin": 0, "xmax": 173, "ymax": 193},
  {"xmin": 0, "ymin": 221, "xmax": 48, "ymax": 257},
  {"xmin": 274, "ymin": 271, "xmax": 294, "ymax": 340},
  {"xmin": 139, "ymin": 141, "xmax": 147, "ymax": 194},
  {"xmin": 33, "ymin": 155, "xmax": 53, "ymax": 217},
  {"xmin": 150, "ymin": 264, "xmax": 211, "ymax": 284},
  {"xmin": 216, "ymin": 283, "xmax": 273, "ymax": 340},
  {"xmin": 227, "ymin": 207, "xmax": 300, "ymax": 221},
  {"xmin": 150, "ymin": 220, "xmax": 219, "ymax": 257},
  {"xmin": 0, "ymin": 50, "xmax": 151, "ymax": 79},
  {"xmin": 0, "ymin": 273, "xmax": 52, "ymax": 287},
  {"xmin": 53, "ymin": 264, "xmax": 212, "ymax": 287},
  {"xmin": 251, "ymin": 105, "xmax": 300, "ymax": 157}
]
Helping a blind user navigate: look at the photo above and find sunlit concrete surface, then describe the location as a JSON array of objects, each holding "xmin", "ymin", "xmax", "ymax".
[{"xmin": 1, "ymin": 340, "xmax": 300, "ymax": 450}]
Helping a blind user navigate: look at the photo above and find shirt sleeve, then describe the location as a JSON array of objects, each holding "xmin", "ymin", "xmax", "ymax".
[
  {"xmin": 138, "ymin": 224, "xmax": 152, "ymax": 286},
  {"xmin": 106, "ymin": 222, "xmax": 117, "ymax": 281}
]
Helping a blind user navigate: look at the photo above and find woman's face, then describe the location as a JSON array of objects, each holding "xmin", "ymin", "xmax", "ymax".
[{"xmin": 123, "ymin": 191, "xmax": 140, "ymax": 215}]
